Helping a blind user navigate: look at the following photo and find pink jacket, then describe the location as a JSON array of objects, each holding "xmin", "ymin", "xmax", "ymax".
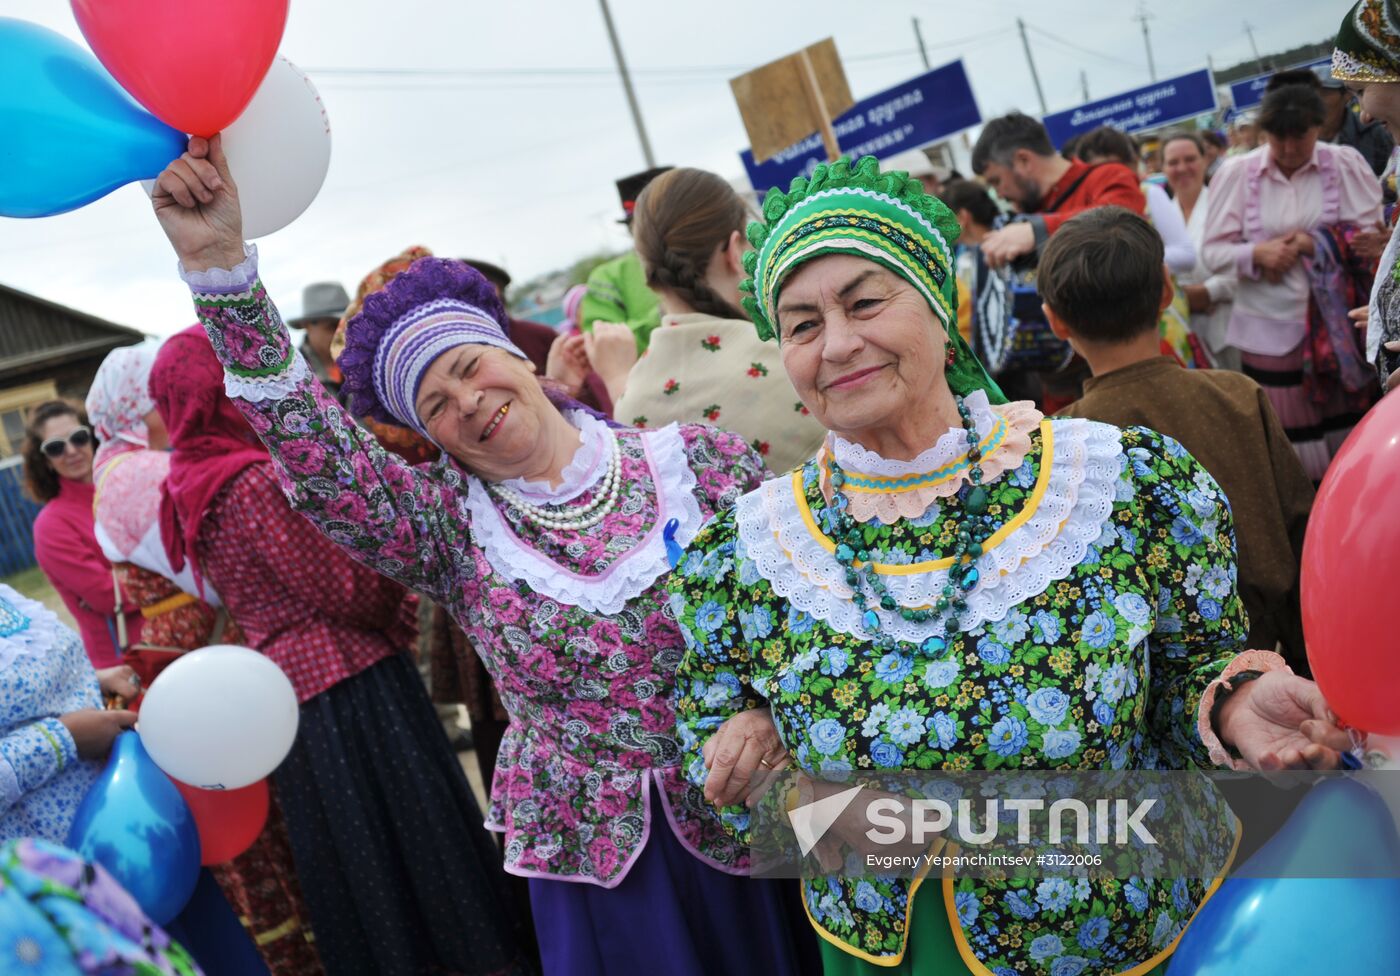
[{"xmin": 31, "ymin": 478, "xmax": 141, "ymax": 668}]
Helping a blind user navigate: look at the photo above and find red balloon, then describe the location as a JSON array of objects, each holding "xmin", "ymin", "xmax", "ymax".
[
  {"xmin": 1301, "ymin": 389, "xmax": 1400, "ymax": 734},
  {"xmin": 173, "ymin": 778, "xmax": 270, "ymax": 866},
  {"xmin": 71, "ymin": 0, "xmax": 288, "ymax": 137}
]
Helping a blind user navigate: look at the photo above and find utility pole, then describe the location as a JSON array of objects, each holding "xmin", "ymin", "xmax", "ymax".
[
  {"xmin": 1243, "ymin": 21, "xmax": 1264, "ymax": 73},
  {"xmin": 1016, "ymin": 18, "xmax": 1048, "ymax": 114},
  {"xmin": 912, "ymin": 16, "xmax": 931, "ymax": 71},
  {"xmin": 1080, "ymin": 70, "xmax": 1090, "ymax": 101},
  {"xmin": 597, "ymin": 0, "xmax": 655, "ymax": 168},
  {"xmin": 1135, "ymin": 3, "xmax": 1157, "ymax": 82}
]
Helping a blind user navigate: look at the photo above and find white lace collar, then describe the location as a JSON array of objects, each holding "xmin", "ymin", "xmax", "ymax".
[
  {"xmin": 0, "ymin": 584, "xmax": 65, "ymax": 672},
  {"xmin": 822, "ymin": 393, "xmax": 1044, "ymax": 525},
  {"xmin": 464, "ymin": 422, "xmax": 703, "ymax": 615},
  {"xmin": 736, "ymin": 418, "xmax": 1123, "ymax": 643},
  {"xmin": 496, "ymin": 410, "xmax": 614, "ymax": 505},
  {"xmin": 828, "ymin": 390, "xmax": 999, "ymax": 477}
]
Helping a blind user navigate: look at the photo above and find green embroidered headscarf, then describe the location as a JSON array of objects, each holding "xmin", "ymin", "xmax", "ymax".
[
  {"xmin": 739, "ymin": 154, "xmax": 1006, "ymax": 405},
  {"xmin": 1333, "ymin": 0, "xmax": 1400, "ymax": 83}
]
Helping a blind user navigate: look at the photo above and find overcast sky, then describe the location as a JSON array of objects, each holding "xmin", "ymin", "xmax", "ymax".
[{"xmin": 1, "ymin": 0, "xmax": 1343, "ymax": 336}]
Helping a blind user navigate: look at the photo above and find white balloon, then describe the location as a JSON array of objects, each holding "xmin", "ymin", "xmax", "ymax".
[
  {"xmin": 1365, "ymin": 733, "xmax": 1400, "ymax": 770},
  {"xmin": 221, "ymin": 56, "xmax": 331, "ymax": 239},
  {"xmin": 139, "ymin": 645, "xmax": 299, "ymax": 790}
]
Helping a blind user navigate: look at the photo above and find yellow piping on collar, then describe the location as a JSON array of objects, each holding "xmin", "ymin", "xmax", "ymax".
[{"xmin": 793, "ymin": 419, "xmax": 1055, "ymax": 576}]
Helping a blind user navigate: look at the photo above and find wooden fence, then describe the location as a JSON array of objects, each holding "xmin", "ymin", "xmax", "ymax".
[{"xmin": 0, "ymin": 455, "xmax": 42, "ymax": 576}]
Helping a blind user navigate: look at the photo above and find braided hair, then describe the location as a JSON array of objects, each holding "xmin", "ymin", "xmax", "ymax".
[{"xmin": 631, "ymin": 168, "xmax": 750, "ymax": 321}]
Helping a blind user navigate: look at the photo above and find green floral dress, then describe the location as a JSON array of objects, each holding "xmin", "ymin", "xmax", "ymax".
[{"xmin": 669, "ymin": 410, "xmax": 1247, "ymax": 976}]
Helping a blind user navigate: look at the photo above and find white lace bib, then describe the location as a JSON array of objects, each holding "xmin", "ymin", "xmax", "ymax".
[
  {"xmin": 465, "ymin": 415, "xmax": 702, "ymax": 615},
  {"xmin": 0, "ymin": 584, "xmax": 66, "ymax": 673},
  {"xmin": 735, "ymin": 417, "xmax": 1123, "ymax": 642}
]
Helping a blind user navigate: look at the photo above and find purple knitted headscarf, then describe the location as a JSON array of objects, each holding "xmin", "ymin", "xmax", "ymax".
[{"xmin": 339, "ymin": 258, "xmax": 526, "ymax": 438}]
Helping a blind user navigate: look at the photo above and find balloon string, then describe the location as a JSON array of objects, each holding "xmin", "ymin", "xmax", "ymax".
[{"xmin": 1341, "ymin": 726, "xmax": 1368, "ymax": 769}]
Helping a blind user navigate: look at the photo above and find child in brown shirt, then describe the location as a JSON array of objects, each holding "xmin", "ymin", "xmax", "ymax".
[{"xmin": 1040, "ymin": 206, "xmax": 1315, "ymax": 672}]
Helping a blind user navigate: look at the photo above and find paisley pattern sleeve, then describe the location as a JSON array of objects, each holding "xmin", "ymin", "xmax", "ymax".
[
  {"xmin": 185, "ymin": 250, "xmax": 460, "ymax": 603},
  {"xmin": 678, "ymin": 423, "xmax": 767, "ymax": 514},
  {"xmin": 668, "ymin": 506, "xmax": 768, "ymax": 843},
  {"xmin": 1122, "ymin": 426, "xmax": 1249, "ymax": 769}
]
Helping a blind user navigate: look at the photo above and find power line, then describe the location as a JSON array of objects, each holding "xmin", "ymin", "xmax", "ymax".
[
  {"xmin": 303, "ymin": 31, "xmax": 1012, "ymax": 83},
  {"xmin": 1028, "ymin": 25, "xmax": 1144, "ymax": 71},
  {"xmin": 303, "ymin": 48, "xmax": 923, "ymax": 80}
]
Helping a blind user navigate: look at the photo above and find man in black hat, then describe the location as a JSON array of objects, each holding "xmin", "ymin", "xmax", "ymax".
[
  {"xmin": 578, "ymin": 166, "xmax": 671, "ymax": 353},
  {"xmin": 289, "ymin": 281, "xmax": 350, "ymax": 398}
]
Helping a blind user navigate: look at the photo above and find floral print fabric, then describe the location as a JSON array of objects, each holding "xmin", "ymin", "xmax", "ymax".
[
  {"xmin": 669, "ymin": 422, "xmax": 1248, "ymax": 974},
  {"xmin": 186, "ymin": 267, "xmax": 766, "ymax": 885},
  {"xmin": 0, "ymin": 584, "xmax": 100, "ymax": 845},
  {"xmin": 612, "ymin": 313, "xmax": 827, "ymax": 475},
  {"xmin": 0, "ymin": 838, "xmax": 198, "ymax": 975}
]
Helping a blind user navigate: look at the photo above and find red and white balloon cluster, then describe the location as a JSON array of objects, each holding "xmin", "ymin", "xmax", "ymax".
[{"xmin": 2, "ymin": 1, "xmax": 329, "ymax": 237}]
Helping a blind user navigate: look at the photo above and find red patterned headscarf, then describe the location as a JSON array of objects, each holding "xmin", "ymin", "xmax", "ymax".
[{"xmin": 150, "ymin": 325, "xmax": 269, "ymax": 586}]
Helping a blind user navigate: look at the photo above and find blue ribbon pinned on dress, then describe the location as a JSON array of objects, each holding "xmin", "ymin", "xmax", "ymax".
[{"xmin": 664, "ymin": 518, "xmax": 684, "ymax": 568}]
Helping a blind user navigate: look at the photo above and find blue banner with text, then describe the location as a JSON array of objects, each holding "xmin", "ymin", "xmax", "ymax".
[
  {"xmin": 739, "ymin": 60, "xmax": 981, "ymax": 196},
  {"xmin": 1042, "ymin": 68, "xmax": 1218, "ymax": 147}
]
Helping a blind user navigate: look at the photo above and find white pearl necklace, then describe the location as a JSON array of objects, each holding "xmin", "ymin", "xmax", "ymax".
[{"xmin": 488, "ymin": 436, "xmax": 623, "ymax": 531}]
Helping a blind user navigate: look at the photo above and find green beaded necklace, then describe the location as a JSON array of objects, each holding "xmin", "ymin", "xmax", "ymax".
[{"xmin": 826, "ymin": 395, "xmax": 991, "ymax": 657}]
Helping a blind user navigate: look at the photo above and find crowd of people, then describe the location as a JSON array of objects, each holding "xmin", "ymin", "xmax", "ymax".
[{"xmin": 4, "ymin": 2, "xmax": 1400, "ymax": 973}]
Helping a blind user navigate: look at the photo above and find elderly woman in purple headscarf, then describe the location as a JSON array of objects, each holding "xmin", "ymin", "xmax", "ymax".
[{"xmin": 145, "ymin": 137, "xmax": 815, "ymax": 976}]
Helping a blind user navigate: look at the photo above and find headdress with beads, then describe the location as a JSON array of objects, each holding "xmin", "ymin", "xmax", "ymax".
[
  {"xmin": 739, "ymin": 155, "xmax": 1005, "ymax": 404},
  {"xmin": 338, "ymin": 257, "xmax": 526, "ymax": 439},
  {"xmin": 1333, "ymin": 0, "xmax": 1400, "ymax": 84}
]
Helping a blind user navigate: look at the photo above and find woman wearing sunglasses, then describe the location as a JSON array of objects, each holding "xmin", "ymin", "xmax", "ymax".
[{"xmin": 22, "ymin": 400, "xmax": 142, "ymax": 668}]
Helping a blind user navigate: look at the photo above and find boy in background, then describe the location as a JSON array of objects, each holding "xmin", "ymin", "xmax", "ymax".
[{"xmin": 1042, "ymin": 207, "xmax": 1315, "ymax": 672}]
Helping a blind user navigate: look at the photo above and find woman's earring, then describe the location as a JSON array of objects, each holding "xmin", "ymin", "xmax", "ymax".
[{"xmin": 945, "ymin": 342, "xmax": 956, "ymax": 368}]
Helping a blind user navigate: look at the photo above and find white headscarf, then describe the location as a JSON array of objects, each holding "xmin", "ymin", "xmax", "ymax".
[{"xmin": 86, "ymin": 345, "xmax": 157, "ymax": 446}]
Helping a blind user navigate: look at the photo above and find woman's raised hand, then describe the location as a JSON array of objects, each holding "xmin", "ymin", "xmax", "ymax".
[{"xmin": 152, "ymin": 134, "xmax": 246, "ymax": 273}]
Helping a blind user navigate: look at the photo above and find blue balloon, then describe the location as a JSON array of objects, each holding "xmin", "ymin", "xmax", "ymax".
[
  {"xmin": 0, "ymin": 18, "xmax": 187, "ymax": 218},
  {"xmin": 1167, "ymin": 778, "xmax": 1400, "ymax": 974},
  {"xmin": 66, "ymin": 731, "xmax": 201, "ymax": 926}
]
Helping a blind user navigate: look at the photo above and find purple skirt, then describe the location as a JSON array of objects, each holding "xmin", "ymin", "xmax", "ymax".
[{"xmin": 527, "ymin": 786, "xmax": 817, "ymax": 976}]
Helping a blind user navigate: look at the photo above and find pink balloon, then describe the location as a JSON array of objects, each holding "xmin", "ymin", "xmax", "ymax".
[
  {"xmin": 1301, "ymin": 389, "xmax": 1400, "ymax": 735},
  {"xmin": 71, "ymin": 0, "xmax": 288, "ymax": 137}
]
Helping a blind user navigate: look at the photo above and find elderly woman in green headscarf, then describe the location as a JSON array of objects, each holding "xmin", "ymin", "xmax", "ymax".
[
  {"xmin": 668, "ymin": 156, "xmax": 1351, "ymax": 976},
  {"xmin": 1334, "ymin": 0, "xmax": 1400, "ymax": 392}
]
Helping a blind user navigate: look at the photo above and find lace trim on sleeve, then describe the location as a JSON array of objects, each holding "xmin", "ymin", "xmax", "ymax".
[
  {"xmin": 1197, "ymin": 649, "xmax": 1291, "ymax": 769},
  {"xmin": 463, "ymin": 424, "xmax": 703, "ymax": 615},
  {"xmin": 223, "ymin": 351, "xmax": 311, "ymax": 403},
  {"xmin": 179, "ymin": 243, "xmax": 258, "ymax": 293},
  {"xmin": 735, "ymin": 418, "xmax": 1123, "ymax": 644}
]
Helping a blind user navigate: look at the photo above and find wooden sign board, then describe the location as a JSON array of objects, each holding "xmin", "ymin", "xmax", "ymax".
[{"xmin": 731, "ymin": 38, "xmax": 853, "ymax": 164}]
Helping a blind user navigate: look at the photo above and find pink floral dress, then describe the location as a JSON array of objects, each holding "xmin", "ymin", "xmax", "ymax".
[{"xmin": 184, "ymin": 249, "xmax": 765, "ymax": 887}]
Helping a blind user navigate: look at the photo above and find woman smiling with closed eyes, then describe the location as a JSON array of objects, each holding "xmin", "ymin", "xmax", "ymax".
[{"xmin": 147, "ymin": 134, "xmax": 817, "ymax": 976}]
